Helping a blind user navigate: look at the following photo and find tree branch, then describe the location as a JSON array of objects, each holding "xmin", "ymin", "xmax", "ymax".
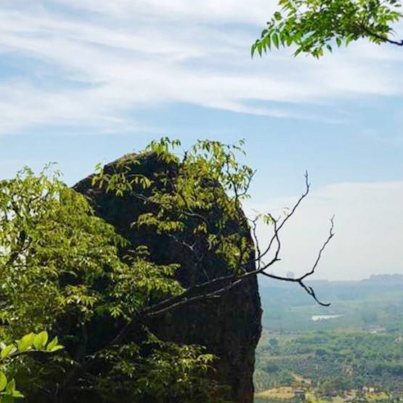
[
  {"xmin": 255, "ymin": 171, "xmax": 310, "ymax": 264},
  {"xmin": 260, "ymin": 216, "xmax": 335, "ymax": 307},
  {"xmin": 138, "ymin": 172, "xmax": 333, "ymax": 317},
  {"xmin": 360, "ymin": 24, "xmax": 403, "ymax": 46}
]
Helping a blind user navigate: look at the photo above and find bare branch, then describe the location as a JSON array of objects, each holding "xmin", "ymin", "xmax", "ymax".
[
  {"xmin": 140, "ymin": 173, "xmax": 333, "ymax": 318},
  {"xmin": 260, "ymin": 271, "xmax": 331, "ymax": 307},
  {"xmin": 256, "ymin": 171, "xmax": 310, "ymax": 263},
  {"xmin": 249, "ymin": 217, "xmax": 261, "ymax": 269},
  {"xmin": 146, "ymin": 278, "xmax": 244, "ymax": 317},
  {"xmin": 299, "ymin": 282, "xmax": 331, "ymax": 307},
  {"xmin": 260, "ymin": 216, "xmax": 335, "ymax": 307},
  {"xmin": 299, "ymin": 216, "xmax": 335, "ymax": 282}
]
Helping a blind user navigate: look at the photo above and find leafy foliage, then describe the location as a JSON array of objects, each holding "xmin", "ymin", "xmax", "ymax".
[
  {"xmin": 0, "ymin": 331, "xmax": 63, "ymax": 402},
  {"xmin": 0, "ymin": 164, "xmax": 223, "ymax": 401},
  {"xmin": 93, "ymin": 138, "xmax": 255, "ymax": 277},
  {"xmin": 252, "ymin": 0, "xmax": 403, "ymax": 57},
  {"xmin": 0, "ymin": 138, "xmax": 264, "ymax": 401},
  {"xmin": 95, "ymin": 334, "xmax": 229, "ymax": 403},
  {"xmin": 0, "ymin": 165, "xmax": 183, "ymax": 330},
  {"xmin": 256, "ymin": 280, "xmax": 403, "ymax": 396},
  {"xmin": 256, "ymin": 331, "xmax": 403, "ymax": 393}
]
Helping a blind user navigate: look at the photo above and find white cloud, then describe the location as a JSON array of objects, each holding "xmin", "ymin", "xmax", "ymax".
[
  {"xmin": 0, "ymin": 1, "xmax": 403, "ymax": 133},
  {"xmin": 47, "ymin": 0, "xmax": 273, "ymax": 24},
  {"xmin": 246, "ymin": 181, "xmax": 403, "ymax": 281}
]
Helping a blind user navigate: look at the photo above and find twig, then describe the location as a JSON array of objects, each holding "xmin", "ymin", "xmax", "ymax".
[{"xmin": 260, "ymin": 216, "xmax": 335, "ymax": 306}]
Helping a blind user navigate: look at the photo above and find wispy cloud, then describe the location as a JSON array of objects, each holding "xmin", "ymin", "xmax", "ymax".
[
  {"xmin": 46, "ymin": 0, "xmax": 273, "ymax": 24},
  {"xmin": 1, "ymin": 1, "xmax": 403, "ymax": 134}
]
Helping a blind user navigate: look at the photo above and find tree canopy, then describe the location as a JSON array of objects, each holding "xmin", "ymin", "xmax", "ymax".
[
  {"xmin": 252, "ymin": 0, "xmax": 403, "ymax": 57},
  {"xmin": 0, "ymin": 162, "xmax": 225, "ymax": 402}
]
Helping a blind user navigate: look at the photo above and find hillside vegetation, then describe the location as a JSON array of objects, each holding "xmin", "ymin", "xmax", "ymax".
[{"xmin": 255, "ymin": 275, "xmax": 403, "ymax": 402}]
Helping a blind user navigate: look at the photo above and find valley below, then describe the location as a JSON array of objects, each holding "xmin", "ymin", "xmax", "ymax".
[{"xmin": 254, "ymin": 275, "xmax": 403, "ymax": 403}]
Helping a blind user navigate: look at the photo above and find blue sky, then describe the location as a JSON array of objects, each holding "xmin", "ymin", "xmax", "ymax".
[{"xmin": 1, "ymin": 0, "xmax": 403, "ymax": 280}]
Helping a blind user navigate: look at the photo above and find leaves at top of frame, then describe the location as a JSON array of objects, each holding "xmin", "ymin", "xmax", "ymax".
[{"xmin": 252, "ymin": 0, "xmax": 403, "ymax": 57}]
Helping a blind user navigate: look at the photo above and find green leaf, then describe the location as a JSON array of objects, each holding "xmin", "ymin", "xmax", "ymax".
[
  {"xmin": 33, "ymin": 331, "xmax": 48, "ymax": 350},
  {"xmin": 272, "ymin": 33, "xmax": 280, "ymax": 48},
  {"xmin": 1, "ymin": 345, "xmax": 16, "ymax": 360},
  {"xmin": 45, "ymin": 337, "xmax": 64, "ymax": 353},
  {"xmin": 251, "ymin": 44, "xmax": 256, "ymax": 58},
  {"xmin": 17, "ymin": 333, "xmax": 35, "ymax": 353},
  {"xmin": 5, "ymin": 379, "xmax": 16, "ymax": 394},
  {"xmin": 257, "ymin": 41, "xmax": 263, "ymax": 56},
  {"xmin": 274, "ymin": 11, "xmax": 282, "ymax": 20},
  {"xmin": 266, "ymin": 34, "xmax": 272, "ymax": 50},
  {"xmin": 46, "ymin": 337, "xmax": 58, "ymax": 352},
  {"xmin": 11, "ymin": 390, "xmax": 24, "ymax": 399},
  {"xmin": 0, "ymin": 372, "xmax": 7, "ymax": 392},
  {"xmin": 49, "ymin": 345, "xmax": 64, "ymax": 353}
]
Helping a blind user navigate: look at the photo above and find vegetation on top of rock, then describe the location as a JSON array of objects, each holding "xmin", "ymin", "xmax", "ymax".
[{"xmin": 0, "ymin": 138, "xmax": 333, "ymax": 402}]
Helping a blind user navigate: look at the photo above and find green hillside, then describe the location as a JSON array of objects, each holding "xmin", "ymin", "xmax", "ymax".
[{"xmin": 255, "ymin": 275, "xmax": 403, "ymax": 402}]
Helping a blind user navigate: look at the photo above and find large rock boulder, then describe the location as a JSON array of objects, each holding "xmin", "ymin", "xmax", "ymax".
[{"xmin": 74, "ymin": 152, "xmax": 262, "ymax": 403}]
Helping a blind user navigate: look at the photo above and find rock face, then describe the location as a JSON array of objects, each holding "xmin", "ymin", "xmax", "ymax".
[{"xmin": 74, "ymin": 153, "xmax": 262, "ymax": 403}]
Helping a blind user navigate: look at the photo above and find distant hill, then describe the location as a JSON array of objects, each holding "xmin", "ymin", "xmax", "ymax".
[
  {"xmin": 259, "ymin": 273, "xmax": 403, "ymax": 289},
  {"xmin": 362, "ymin": 274, "xmax": 403, "ymax": 285},
  {"xmin": 259, "ymin": 274, "xmax": 403, "ymax": 333}
]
